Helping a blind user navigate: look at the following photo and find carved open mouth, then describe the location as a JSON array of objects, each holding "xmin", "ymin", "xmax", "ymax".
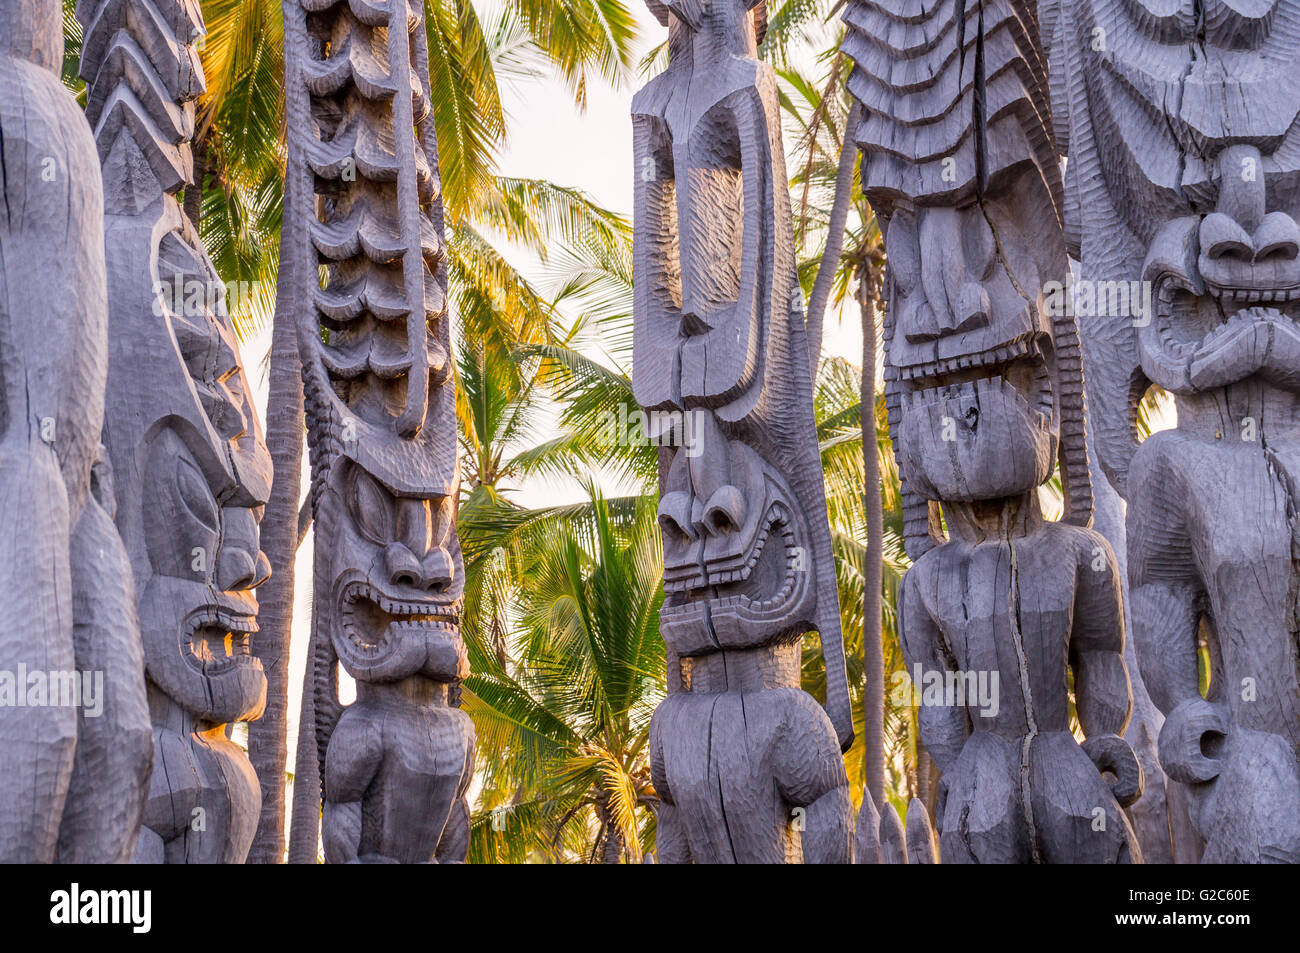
[
  {"xmin": 1152, "ymin": 274, "xmax": 1300, "ymax": 361},
  {"xmin": 339, "ymin": 581, "xmax": 458, "ymax": 657},
  {"xmin": 898, "ymin": 333, "xmax": 1054, "ymax": 425},
  {"xmin": 661, "ymin": 502, "xmax": 800, "ymax": 617},
  {"xmin": 182, "ymin": 609, "xmax": 257, "ymax": 675}
]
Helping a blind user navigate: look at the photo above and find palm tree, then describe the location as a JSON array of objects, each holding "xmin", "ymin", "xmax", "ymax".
[
  {"xmin": 781, "ymin": 38, "xmax": 895, "ymax": 811},
  {"xmin": 463, "ymin": 490, "xmax": 664, "ymax": 862}
]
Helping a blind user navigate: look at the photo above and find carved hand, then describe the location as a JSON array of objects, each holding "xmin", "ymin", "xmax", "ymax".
[
  {"xmin": 1157, "ymin": 697, "xmax": 1228, "ymax": 785},
  {"xmin": 1081, "ymin": 733, "xmax": 1144, "ymax": 807}
]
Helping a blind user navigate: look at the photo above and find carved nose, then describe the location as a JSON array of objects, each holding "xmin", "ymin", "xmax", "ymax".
[
  {"xmin": 698, "ymin": 485, "xmax": 745, "ymax": 538},
  {"xmin": 217, "ymin": 547, "xmax": 271, "ymax": 592},
  {"xmin": 945, "ymin": 283, "xmax": 990, "ymax": 334},
  {"xmin": 217, "ymin": 507, "xmax": 270, "ymax": 591},
  {"xmin": 383, "ymin": 543, "xmax": 454, "ymax": 593},
  {"xmin": 658, "ymin": 490, "xmax": 697, "ymax": 540},
  {"xmin": 903, "ymin": 300, "xmax": 943, "ymax": 343}
]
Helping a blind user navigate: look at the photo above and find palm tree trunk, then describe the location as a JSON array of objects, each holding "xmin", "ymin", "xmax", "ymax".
[
  {"xmin": 246, "ymin": 171, "xmax": 304, "ymax": 863},
  {"xmin": 184, "ymin": 134, "xmax": 205, "ymax": 228},
  {"xmin": 858, "ymin": 268, "xmax": 885, "ymax": 809},
  {"xmin": 286, "ymin": 628, "xmax": 320, "ymax": 862},
  {"xmin": 806, "ymin": 102, "xmax": 861, "ymax": 380}
]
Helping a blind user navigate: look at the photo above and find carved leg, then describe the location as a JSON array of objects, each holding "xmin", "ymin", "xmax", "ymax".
[
  {"xmin": 131, "ymin": 826, "xmax": 165, "ymax": 864},
  {"xmin": 772, "ymin": 689, "xmax": 853, "ymax": 864},
  {"xmin": 1030, "ymin": 731, "xmax": 1142, "ymax": 864},
  {"xmin": 649, "ymin": 716, "xmax": 691, "ymax": 863},
  {"xmin": 322, "ymin": 705, "xmax": 382, "ymax": 864},
  {"xmin": 323, "ymin": 801, "xmax": 364, "ymax": 864},
  {"xmin": 799, "ymin": 787, "xmax": 854, "ymax": 864},
  {"xmin": 938, "ymin": 732, "xmax": 1028, "ymax": 864}
]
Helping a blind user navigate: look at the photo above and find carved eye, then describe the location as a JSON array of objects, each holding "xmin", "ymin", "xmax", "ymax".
[
  {"xmin": 177, "ymin": 457, "xmax": 219, "ymax": 532},
  {"xmin": 347, "ymin": 466, "xmax": 395, "ymax": 545}
]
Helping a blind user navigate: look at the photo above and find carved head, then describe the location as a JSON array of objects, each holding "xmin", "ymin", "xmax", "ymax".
[
  {"xmin": 885, "ymin": 169, "xmax": 1070, "ymax": 508},
  {"xmin": 1048, "ymin": 0, "xmax": 1300, "ymax": 491},
  {"xmin": 633, "ymin": 7, "xmax": 852, "ymax": 746},
  {"xmin": 302, "ymin": 285, "xmax": 463, "ymax": 685},
  {"xmin": 645, "ymin": 0, "xmax": 766, "ymax": 41},
  {"xmin": 846, "ymin": 0, "xmax": 1091, "ymax": 549},
  {"xmin": 656, "ymin": 412, "xmax": 815, "ymax": 655},
  {"xmin": 107, "ymin": 211, "xmax": 271, "ymax": 725},
  {"xmin": 631, "ymin": 0, "xmax": 782, "ymax": 422},
  {"xmin": 296, "ymin": 44, "xmax": 463, "ymax": 685}
]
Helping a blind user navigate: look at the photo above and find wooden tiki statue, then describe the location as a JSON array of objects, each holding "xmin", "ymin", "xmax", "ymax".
[
  {"xmin": 78, "ymin": 0, "xmax": 274, "ymax": 863},
  {"xmin": 634, "ymin": 0, "xmax": 855, "ymax": 864},
  {"xmin": 843, "ymin": 0, "xmax": 1144, "ymax": 863},
  {"xmin": 0, "ymin": 0, "xmax": 152, "ymax": 863},
  {"xmin": 283, "ymin": 0, "xmax": 474, "ymax": 863},
  {"xmin": 1047, "ymin": 0, "xmax": 1300, "ymax": 862}
]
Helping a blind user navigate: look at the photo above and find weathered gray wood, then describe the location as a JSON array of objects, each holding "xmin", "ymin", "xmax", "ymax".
[
  {"xmin": 283, "ymin": 0, "xmax": 473, "ymax": 863},
  {"xmin": 843, "ymin": 0, "xmax": 1143, "ymax": 863},
  {"xmin": 905, "ymin": 797, "xmax": 937, "ymax": 864},
  {"xmin": 635, "ymin": 0, "xmax": 853, "ymax": 863},
  {"xmin": 878, "ymin": 802, "xmax": 905, "ymax": 865},
  {"xmin": 0, "ymin": 0, "xmax": 152, "ymax": 863},
  {"xmin": 76, "ymin": 0, "xmax": 273, "ymax": 864},
  {"xmin": 1046, "ymin": 0, "xmax": 1300, "ymax": 863},
  {"xmin": 853, "ymin": 788, "xmax": 881, "ymax": 863},
  {"xmin": 854, "ymin": 791, "xmax": 936, "ymax": 864}
]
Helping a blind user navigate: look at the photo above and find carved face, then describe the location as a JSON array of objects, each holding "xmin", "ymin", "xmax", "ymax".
[
  {"xmin": 321, "ymin": 457, "xmax": 466, "ymax": 684},
  {"xmin": 632, "ymin": 101, "xmax": 771, "ymax": 418},
  {"xmin": 139, "ymin": 420, "xmax": 268, "ymax": 725},
  {"xmin": 1071, "ymin": 0, "xmax": 1300, "ymax": 397},
  {"xmin": 886, "ymin": 189, "xmax": 1061, "ymax": 502},
  {"xmin": 110, "ymin": 223, "xmax": 271, "ymax": 726},
  {"xmin": 1139, "ymin": 144, "xmax": 1300, "ymax": 394},
  {"xmin": 656, "ymin": 412, "xmax": 815, "ymax": 655}
]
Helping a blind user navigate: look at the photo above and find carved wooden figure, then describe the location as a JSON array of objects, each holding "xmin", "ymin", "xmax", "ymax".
[
  {"xmin": 843, "ymin": 0, "xmax": 1144, "ymax": 863},
  {"xmin": 76, "ymin": 0, "xmax": 273, "ymax": 863},
  {"xmin": 0, "ymin": 0, "xmax": 153, "ymax": 864},
  {"xmin": 1047, "ymin": 0, "xmax": 1300, "ymax": 863},
  {"xmin": 634, "ymin": 0, "xmax": 854, "ymax": 864},
  {"xmin": 283, "ymin": 0, "xmax": 473, "ymax": 863}
]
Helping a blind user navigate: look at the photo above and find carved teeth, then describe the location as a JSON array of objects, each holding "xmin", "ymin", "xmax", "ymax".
[
  {"xmin": 339, "ymin": 581, "xmax": 458, "ymax": 656},
  {"xmin": 659, "ymin": 507, "xmax": 800, "ymax": 619}
]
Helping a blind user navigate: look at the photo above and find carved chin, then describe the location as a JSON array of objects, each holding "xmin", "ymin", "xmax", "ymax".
[
  {"xmin": 900, "ymin": 379, "xmax": 1055, "ymax": 502},
  {"xmin": 659, "ymin": 503, "xmax": 813, "ymax": 655},
  {"xmin": 141, "ymin": 581, "xmax": 266, "ymax": 724},
  {"xmin": 332, "ymin": 578, "xmax": 464, "ymax": 682}
]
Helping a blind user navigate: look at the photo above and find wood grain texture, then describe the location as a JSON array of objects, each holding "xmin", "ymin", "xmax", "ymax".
[
  {"xmin": 634, "ymin": 0, "xmax": 853, "ymax": 864},
  {"xmin": 0, "ymin": 0, "xmax": 152, "ymax": 864},
  {"xmin": 282, "ymin": 0, "xmax": 473, "ymax": 863},
  {"xmin": 843, "ymin": 0, "xmax": 1144, "ymax": 863},
  {"xmin": 76, "ymin": 0, "xmax": 273, "ymax": 863},
  {"xmin": 1047, "ymin": 0, "xmax": 1300, "ymax": 863}
]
